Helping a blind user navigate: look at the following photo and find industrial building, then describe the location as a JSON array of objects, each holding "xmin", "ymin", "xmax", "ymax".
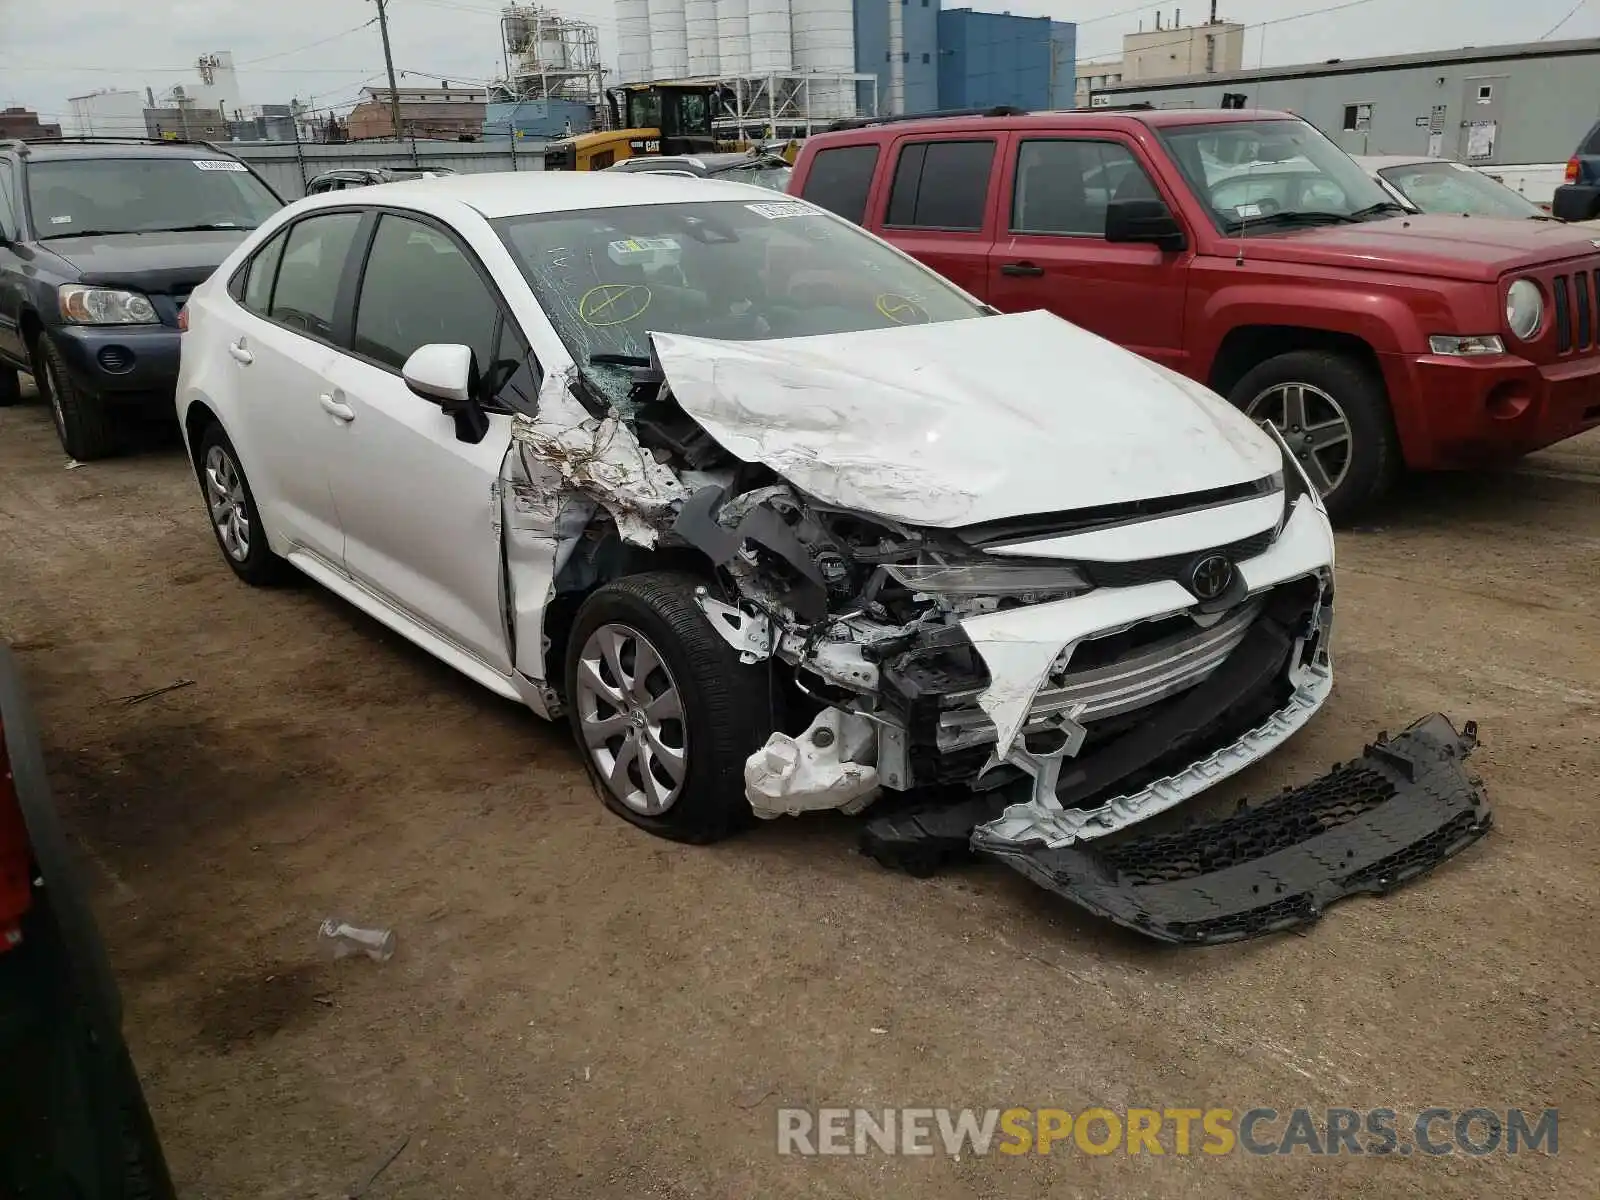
[
  {"xmin": 486, "ymin": 5, "xmax": 606, "ymax": 139},
  {"xmin": 1074, "ymin": 9, "xmax": 1245, "ymax": 108},
  {"xmin": 612, "ymin": 0, "xmax": 1076, "ymax": 121},
  {"xmin": 1093, "ymin": 35, "xmax": 1600, "ymax": 167},
  {"xmin": 347, "ymin": 85, "xmax": 490, "ymax": 141},
  {"xmin": 0, "ymin": 107, "xmax": 62, "ymax": 141}
]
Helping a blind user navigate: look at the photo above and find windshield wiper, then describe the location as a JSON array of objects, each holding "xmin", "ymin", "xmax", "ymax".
[
  {"xmin": 37, "ymin": 228, "xmax": 129, "ymax": 240},
  {"xmin": 1349, "ymin": 201, "xmax": 1410, "ymax": 219},
  {"xmin": 588, "ymin": 352, "xmax": 652, "ymax": 367},
  {"xmin": 139, "ymin": 223, "xmax": 252, "ymax": 233},
  {"xmin": 1226, "ymin": 210, "xmax": 1364, "ymax": 232}
]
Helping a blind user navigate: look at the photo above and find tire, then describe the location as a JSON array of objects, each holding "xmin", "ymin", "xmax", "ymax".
[
  {"xmin": 36, "ymin": 335, "xmax": 117, "ymax": 460},
  {"xmin": 194, "ymin": 421, "xmax": 289, "ymax": 585},
  {"xmin": 0, "ymin": 363, "xmax": 20, "ymax": 407},
  {"xmin": 565, "ymin": 572, "xmax": 773, "ymax": 843},
  {"xmin": 1228, "ymin": 349, "xmax": 1399, "ymax": 525}
]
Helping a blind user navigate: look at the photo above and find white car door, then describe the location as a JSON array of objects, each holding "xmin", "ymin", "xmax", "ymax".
[
  {"xmin": 220, "ymin": 210, "xmax": 366, "ymax": 566},
  {"xmin": 317, "ymin": 212, "xmax": 523, "ymax": 676}
]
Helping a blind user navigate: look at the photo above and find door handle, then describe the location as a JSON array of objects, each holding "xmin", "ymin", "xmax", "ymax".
[
  {"xmin": 228, "ymin": 338, "xmax": 254, "ymax": 364},
  {"xmin": 1000, "ymin": 261, "xmax": 1045, "ymax": 277},
  {"xmin": 319, "ymin": 393, "xmax": 356, "ymax": 422}
]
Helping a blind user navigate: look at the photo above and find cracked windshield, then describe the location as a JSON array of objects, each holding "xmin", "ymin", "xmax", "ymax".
[
  {"xmin": 1161, "ymin": 119, "xmax": 1405, "ymax": 233},
  {"xmin": 493, "ymin": 199, "xmax": 985, "ymax": 405}
]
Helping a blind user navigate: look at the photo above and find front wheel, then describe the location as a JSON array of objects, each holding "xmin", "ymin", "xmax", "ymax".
[
  {"xmin": 565, "ymin": 572, "xmax": 773, "ymax": 843},
  {"xmin": 194, "ymin": 422, "xmax": 288, "ymax": 586},
  {"xmin": 1230, "ymin": 349, "xmax": 1399, "ymax": 524},
  {"xmin": 36, "ymin": 337, "xmax": 116, "ymax": 460}
]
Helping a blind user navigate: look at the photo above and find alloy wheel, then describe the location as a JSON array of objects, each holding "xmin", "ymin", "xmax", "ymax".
[
  {"xmin": 203, "ymin": 444, "xmax": 251, "ymax": 562},
  {"xmin": 574, "ymin": 622, "xmax": 689, "ymax": 816},
  {"xmin": 1245, "ymin": 381, "xmax": 1354, "ymax": 497}
]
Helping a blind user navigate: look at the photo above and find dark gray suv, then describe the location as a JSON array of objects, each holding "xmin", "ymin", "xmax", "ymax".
[{"xmin": 0, "ymin": 138, "xmax": 282, "ymax": 459}]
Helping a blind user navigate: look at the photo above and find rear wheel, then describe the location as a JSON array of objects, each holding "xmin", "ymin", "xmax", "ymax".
[
  {"xmin": 1230, "ymin": 349, "xmax": 1399, "ymax": 524},
  {"xmin": 565, "ymin": 573, "xmax": 773, "ymax": 843},
  {"xmin": 36, "ymin": 336, "xmax": 116, "ymax": 460}
]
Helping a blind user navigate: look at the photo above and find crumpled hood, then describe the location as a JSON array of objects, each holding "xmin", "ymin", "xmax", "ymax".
[{"xmin": 650, "ymin": 310, "xmax": 1280, "ymax": 528}]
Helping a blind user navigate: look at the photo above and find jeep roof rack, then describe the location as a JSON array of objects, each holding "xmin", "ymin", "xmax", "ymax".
[{"xmin": 824, "ymin": 104, "xmax": 1029, "ymax": 132}]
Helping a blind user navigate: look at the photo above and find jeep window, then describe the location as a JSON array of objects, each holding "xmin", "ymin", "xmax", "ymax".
[
  {"xmin": 1581, "ymin": 119, "xmax": 1600, "ymax": 156},
  {"xmin": 800, "ymin": 145, "xmax": 880, "ymax": 223},
  {"xmin": 267, "ymin": 212, "xmax": 363, "ymax": 342},
  {"xmin": 886, "ymin": 140, "xmax": 995, "ymax": 230},
  {"xmin": 1159, "ymin": 119, "xmax": 1400, "ymax": 233},
  {"xmin": 1011, "ymin": 140, "xmax": 1160, "ymax": 236},
  {"xmin": 493, "ymin": 199, "xmax": 984, "ymax": 406},
  {"xmin": 26, "ymin": 157, "xmax": 281, "ymax": 239}
]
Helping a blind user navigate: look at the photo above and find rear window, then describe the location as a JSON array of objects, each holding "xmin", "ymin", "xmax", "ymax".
[
  {"xmin": 799, "ymin": 144, "xmax": 880, "ymax": 223},
  {"xmin": 886, "ymin": 140, "xmax": 995, "ymax": 231},
  {"xmin": 1582, "ymin": 120, "xmax": 1600, "ymax": 157}
]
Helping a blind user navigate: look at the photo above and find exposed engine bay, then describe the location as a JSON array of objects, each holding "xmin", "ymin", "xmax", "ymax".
[{"xmin": 497, "ymin": 311, "xmax": 1490, "ymax": 943}]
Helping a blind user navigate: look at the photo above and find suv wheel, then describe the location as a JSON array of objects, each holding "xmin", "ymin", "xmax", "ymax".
[
  {"xmin": 1229, "ymin": 349, "xmax": 1399, "ymax": 524},
  {"xmin": 565, "ymin": 573, "xmax": 773, "ymax": 844},
  {"xmin": 0, "ymin": 364, "xmax": 20, "ymax": 408},
  {"xmin": 195, "ymin": 421, "xmax": 288, "ymax": 585},
  {"xmin": 35, "ymin": 337, "xmax": 116, "ymax": 460}
]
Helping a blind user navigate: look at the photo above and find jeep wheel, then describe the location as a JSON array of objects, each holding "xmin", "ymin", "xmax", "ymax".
[
  {"xmin": 565, "ymin": 573, "xmax": 773, "ymax": 844},
  {"xmin": 0, "ymin": 364, "xmax": 20, "ymax": 407},
  {"xmin": 1230, "ymin": 350, "xmax": 1399, "ymax": 524},
  {"xmin": 36, "ymin": 337, "xmax": 116, "ymax": 460}
]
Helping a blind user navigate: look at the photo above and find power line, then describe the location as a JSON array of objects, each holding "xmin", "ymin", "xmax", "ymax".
[
  {"xmin": 1540, "ymin": 0, "xmax": 1589, "ymax": 39},
  {"xmin": 1076, "ymin": 0, "xmax": 1382, "ymax": 64},
  {"xmin": 234, "ymin": 19, "xmax": 379, "ymax": 67}
]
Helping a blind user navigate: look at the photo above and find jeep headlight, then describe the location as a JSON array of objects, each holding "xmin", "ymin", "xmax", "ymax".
[
  {"xmin": 1505, "ymin": 278, "xmax": 1543, "ymax": 342},
  {"xmin": 883, "ymin": 559, "xmax": 1091, "ymax": 599},
  {"xmin": 58, "ymin": 285, "xmax": 159, "ymax": 326}
]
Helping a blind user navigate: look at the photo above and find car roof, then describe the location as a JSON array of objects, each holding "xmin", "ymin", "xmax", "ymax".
[
  {"xmin": 296, "ymin": 170, "xmax": 786, "ymax": 219},
  {"xmin": 7, "ymin": 140, "xmax": 233, "ymax": 162},
  {"xmin": 807, "ymin": 107, "xmax": 1300, "ymax": 143}
]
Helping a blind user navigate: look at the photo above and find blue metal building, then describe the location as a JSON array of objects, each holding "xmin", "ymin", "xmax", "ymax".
[
  {"xmin": 854, "ymin": 2, "xmax": 1074, "ymax": 117},
  {"xmin": 936, "ymin": 8, "xmax": 1076, "ymax": 112}
]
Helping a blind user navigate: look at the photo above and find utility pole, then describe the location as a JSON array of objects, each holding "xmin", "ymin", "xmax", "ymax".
[{"xmin": 376, "ymin": 0, "xmax": 404, "ymax": 140}]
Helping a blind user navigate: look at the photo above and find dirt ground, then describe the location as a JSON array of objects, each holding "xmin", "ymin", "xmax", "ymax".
[{"xmin": 1, "ymin": 386, "xmax": 1596, "ymax": 1199}]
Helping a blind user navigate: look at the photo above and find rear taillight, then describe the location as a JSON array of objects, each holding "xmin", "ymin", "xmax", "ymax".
[
  {"xmin": 0, "ymin": 724, "xmax": 31, "ymax": 955},
  {"xmin": 177, "ymin": 305, "xmax": 189, "ymax": 332},
  {"xmin": 1566, "ymin": 158, "xmax": 1581, "ymax": 183}
]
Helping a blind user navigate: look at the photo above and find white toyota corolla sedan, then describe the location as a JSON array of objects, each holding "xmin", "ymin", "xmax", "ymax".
[{"xmin": 177, "ymin": 172, "xmax": 1336, "ymax": 864}]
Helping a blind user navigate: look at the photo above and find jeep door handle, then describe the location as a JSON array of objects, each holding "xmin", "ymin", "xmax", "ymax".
[
  {"xmin": 228, "ymin": 339, "xmax": 254, "ymax": 364},
  {"xmin": 1000, "ymin": 261, "xmax": 1045, "ymax": 277},
  {"xmin": 319, "ymin": 393, "xmax": 356, "ymax": 422}
]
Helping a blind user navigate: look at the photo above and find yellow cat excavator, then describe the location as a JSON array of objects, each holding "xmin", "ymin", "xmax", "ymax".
[{"xmin": 543, "ymin": 82, "xmax": 799, "ymax": 171}]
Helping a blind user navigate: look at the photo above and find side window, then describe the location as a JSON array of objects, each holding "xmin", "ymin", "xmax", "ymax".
[
  {"xmin": 0, "ymin": 161, "xmax": 16, "ymax": 240},
  {"xmin": 886, "ymin": 140, "xmax": 995, "ymax": 231},
  {"xmin": 238, "ymin": 229, "xmax": 288, "ymax": 312},
  {"xmin": 800, "ymin": 145, "xmax": 880, "ymax": 223},
  {"xmin": 1010, "ymin": 140, "xmax": 1159, "ymax": 237},
  {"xmin": 269, "ymin": 212, "xmax": 363, "ymax": 340},
  {"xmin": 352, "ymin": 214, "xmax": 499, "ymax": 377}
]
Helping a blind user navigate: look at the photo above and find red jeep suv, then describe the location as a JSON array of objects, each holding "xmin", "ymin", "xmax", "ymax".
[{"xmin": 789, "ymin": 108, "xmax": 1600, "ymax": 520}]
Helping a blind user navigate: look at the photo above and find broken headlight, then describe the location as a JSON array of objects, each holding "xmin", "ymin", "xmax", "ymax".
[{"xmin": 882, "ymin": 559, "xmax": 1091, "ymax": 599}]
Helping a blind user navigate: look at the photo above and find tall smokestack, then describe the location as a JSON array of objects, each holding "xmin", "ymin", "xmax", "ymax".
[{"xmin": 1211, "ymin": 1, "xmax": 1218, "ymax": 22}]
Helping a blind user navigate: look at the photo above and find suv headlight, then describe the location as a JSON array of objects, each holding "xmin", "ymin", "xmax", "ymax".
[
  {"xmin": 1505, "ymin": 278, "xmax": 1543, "ymax": 341},
  {"xmin": 883, "ymin": 559, "xmax": 1091, "ymax": 599},
  {"xmin": 58, "ymin": 285, "xmax": 159, "ymax": 326}
]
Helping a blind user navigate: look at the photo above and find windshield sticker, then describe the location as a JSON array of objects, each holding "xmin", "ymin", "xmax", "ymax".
[
  {"xmin": 1233, "ymin": 202, "xmax": 1263, "ymax": 218},
  {"xmin": 49, "ymin": 215, "xmax": 72, "ymax": 225},
  {"xmin": 194, "ymin": 159, "xmax": 248, "ymax": 172},
  {"xmin": 578, "ymin": 284, "xmax": 652, "ymax": 327},
  {"xmin": 745, "ymin": 201, "xmax": 813, "ymax": 220},
  {"xmin": 606, "ymin": 236, "xmax": 681, "ymax": 265}
]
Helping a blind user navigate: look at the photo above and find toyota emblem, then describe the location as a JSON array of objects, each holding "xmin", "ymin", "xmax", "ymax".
[{"xmin": 1189, "ymin": 554, "xmax": 1234, "ymax": 602}]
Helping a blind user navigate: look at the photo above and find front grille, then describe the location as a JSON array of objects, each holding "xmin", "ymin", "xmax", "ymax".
[
  {"xmin": 1079, "ymin": 527, "xmax": 1275, "ymax": 590},
  {"xmin": 1548, "ymin": 266, "xmax": 1599, "ymax": 356}
]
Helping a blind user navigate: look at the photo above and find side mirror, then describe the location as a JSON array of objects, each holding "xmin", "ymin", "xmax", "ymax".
[
  {"xmin": 402, "ymin": 343, "xmax": 489, "ymax": 444},
  {"xmin": 1105, "ymin": 198, "xmax": 1189, "ymax": 252}
]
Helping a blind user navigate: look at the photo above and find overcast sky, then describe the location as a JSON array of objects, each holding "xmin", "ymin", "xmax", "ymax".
[{"xmin": 2, "ymin": 0, "xmax": 1596, "ymax": 124}]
